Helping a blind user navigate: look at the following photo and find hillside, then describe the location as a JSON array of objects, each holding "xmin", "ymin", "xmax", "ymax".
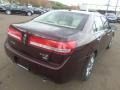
[
  {"xmin": 7, "ymin": 0, "xmax": 69, "ymax": 9},
  {"xmin": 49, "ymin": 1, "xmax": 69, "ymax": 9}
]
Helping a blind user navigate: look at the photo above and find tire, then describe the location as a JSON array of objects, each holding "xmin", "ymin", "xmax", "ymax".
[
  {"xmin": 5, "ymin": 10, "xmax": 11, "ymax": 15},
  {"xmin": 81, "ymin": 53, "xmax": 96, "ymax": 81},
  {"xmin": 26, "ymin": 12, "xmax": 32, "ymax": 16},
  {"xmin": 106, "ymin": 39, "xmax": 112, "ymax": 49}
]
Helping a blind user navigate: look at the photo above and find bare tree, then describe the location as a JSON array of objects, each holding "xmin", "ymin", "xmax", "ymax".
[{"xmin": 115, "ymin": 0, "xmax": 119, "ymax": 14}]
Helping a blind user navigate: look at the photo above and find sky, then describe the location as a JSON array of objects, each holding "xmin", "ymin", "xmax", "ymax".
[{"xmin": 50, "ymin": 0, "xmax": 119, "ymax": 6}]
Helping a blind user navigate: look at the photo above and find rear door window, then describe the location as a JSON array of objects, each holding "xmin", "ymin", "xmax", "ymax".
[{"xmin": 94, "ymin": 16, "xmax": 104, "ymax": 31}]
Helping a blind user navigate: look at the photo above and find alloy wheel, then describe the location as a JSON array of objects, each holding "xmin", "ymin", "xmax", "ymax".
[
  {"xmin": 86, "ymin": 55, "xmax": 95, "ymax": 77},
  {"xmin": 6, "ymin": 10, "xmax": 11, "ymax": 15},
  {"xmin": 27, "ymin": 12, "xmax": 32, "ymax": 16}
]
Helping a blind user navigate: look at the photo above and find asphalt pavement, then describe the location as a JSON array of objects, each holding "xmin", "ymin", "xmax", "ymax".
[{"xmin": 0, "ymin": 14, "xmax": 120, "ymax": 90}]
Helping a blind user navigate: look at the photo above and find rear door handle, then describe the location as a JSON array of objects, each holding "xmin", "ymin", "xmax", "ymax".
[{"xmin": 97, "ymin": 36, "xmax": 102, "ymax": 41}]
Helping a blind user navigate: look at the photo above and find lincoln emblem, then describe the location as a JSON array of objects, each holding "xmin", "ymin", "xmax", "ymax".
[{"xmin": 23, "ymin": 34, "xmax": 27, "ymax": 45}]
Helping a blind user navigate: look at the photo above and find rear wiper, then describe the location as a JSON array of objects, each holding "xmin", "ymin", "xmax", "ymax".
[
  {"xmin": 34, "ymin": 20, "xmax": 55, "ymax": 25},
  {"xmin": 34, "ymin": 21, "xmax": 46, "ymax": 24},
  {"xmin": 45, "ymin": 20, "xmax": 55, "ymax": 24}
]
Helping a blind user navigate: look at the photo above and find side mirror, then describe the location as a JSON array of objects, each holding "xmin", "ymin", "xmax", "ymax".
[
  {"xmin": 107, "ymin": 23, "xmax": 111, "ymax": 29},
  {"xmin": 111, "ymin": 24, "xmax": 117, "ymax": 31}
]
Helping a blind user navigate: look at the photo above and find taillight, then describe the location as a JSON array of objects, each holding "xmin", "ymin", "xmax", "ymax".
[
  {"xmin": 28, "ymin": 35, "xmax": 76, "ymax": 54},
  {"xmin": 8, "ymin": 26, "xmax": 22, "ymax": 41}
]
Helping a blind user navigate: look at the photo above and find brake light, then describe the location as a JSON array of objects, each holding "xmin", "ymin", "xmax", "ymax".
[
  {"xmin": 8, "ymin": 26, "xmax": 22, "ymax": 41},
  {"xmin": 28, "ymin": 35, "xmax": 76, "ymax": 54}
]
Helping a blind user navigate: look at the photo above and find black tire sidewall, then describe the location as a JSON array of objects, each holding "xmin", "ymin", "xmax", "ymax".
[{"xmin": 106, "ymin": 38, "xmax": 113, "ymax": 49}]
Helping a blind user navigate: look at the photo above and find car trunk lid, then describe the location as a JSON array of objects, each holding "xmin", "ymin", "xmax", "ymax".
[
  {"xmin": 7, "ymin": 22, "xmax": 77, "ymax": 65},
  {"xmin": 13, "ymin": 21, "xmax": 78, "ymax": 41}
]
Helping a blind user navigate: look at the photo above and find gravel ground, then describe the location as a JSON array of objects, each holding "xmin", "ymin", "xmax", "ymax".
[{"xmin": 0, "ymin": 14, "xmax": 120, "ymax": 90}]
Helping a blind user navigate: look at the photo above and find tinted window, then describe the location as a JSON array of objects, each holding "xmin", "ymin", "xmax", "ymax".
[{"xmin": 33, "ymin": 11, "xmax": 88, "ymax": 29}]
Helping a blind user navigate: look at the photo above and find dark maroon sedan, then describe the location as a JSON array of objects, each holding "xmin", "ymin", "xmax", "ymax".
[{"xmin": 4, "ymin": 10, "xmax": 114, "ymax": 83}]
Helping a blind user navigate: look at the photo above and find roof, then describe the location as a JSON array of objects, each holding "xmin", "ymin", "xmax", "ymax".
[
  {"xmin": 53, "ymin": 10, "xmax": 103, "ymax": 17},
  {"xmin": 54, "ymin": 10, "xmax": 93, "ymax": 15}
]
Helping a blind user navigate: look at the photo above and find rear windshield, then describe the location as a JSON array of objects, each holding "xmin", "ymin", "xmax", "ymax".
[{"xmin": 33, "ymin": 10, "xmax": 88, "ymax": 29}]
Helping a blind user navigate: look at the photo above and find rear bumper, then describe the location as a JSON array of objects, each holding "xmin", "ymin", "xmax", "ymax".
[{"xmin": 4, "ymin": 41, "xmax": 86, "ymax": 82}]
